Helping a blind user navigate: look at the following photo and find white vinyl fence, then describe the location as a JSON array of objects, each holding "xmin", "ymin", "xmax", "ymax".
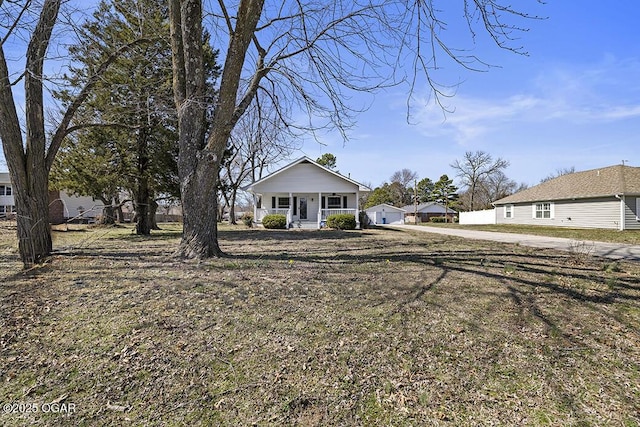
[{"xmin": 459, "ymin": 208, "xmax": 496, "ymax": 225}]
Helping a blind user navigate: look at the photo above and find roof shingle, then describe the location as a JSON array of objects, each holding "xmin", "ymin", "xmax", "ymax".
[{"xmin": 494, "ymin": 164, "xmax": 640, "ymax": 205}]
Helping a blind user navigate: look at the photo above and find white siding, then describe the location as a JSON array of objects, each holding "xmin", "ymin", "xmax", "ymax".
[
  {"xmin": 624, "ymin": 196, "xmax": 640, "ymax": 230},
  {"xmin": 0, "ymin": 195, "xmax": 14, "ymax": 207},
  {"xmin": 366, "ymin": 210, "xmax": 403, "ymax": 225},
  {"xmin": 497, "ymin": 198, "xmax": 621, "ymax": 229},
  {"xmin": 365, "ymin": 204, "xmax": 405, "ymax": 225},
  {"xmin": 0, "ymin": 173, "xmax": 14, "ymax": 208},
  {"xmin": 59, "ymin": 192, "xmax": 103, "ymax": 219},
  {"xmin": 252, "ymin": 163, "xmax": 359, "ymax": 193},
  {"xmin": 260, "ymin": 192, "xmax": 359, "ymax": 223}
]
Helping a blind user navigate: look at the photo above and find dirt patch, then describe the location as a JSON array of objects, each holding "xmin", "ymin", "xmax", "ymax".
[{"xmin": 1, "ymin": 224, "xmax": 639, "ymax": 425}]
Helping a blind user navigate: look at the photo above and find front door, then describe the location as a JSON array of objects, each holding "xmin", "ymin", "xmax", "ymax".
[{"xmin": 299, "ymin": 197, "xmax": 307, "ymax": 220}]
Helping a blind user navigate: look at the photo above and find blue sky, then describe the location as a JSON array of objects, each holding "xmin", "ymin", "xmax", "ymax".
[
  {"xmin": 295, "ymin": 1, "xmax": 640, "ymax": 189},
  {"xmin": 2, "ymin": 1, "xmax": 639, "ymax": 192}
]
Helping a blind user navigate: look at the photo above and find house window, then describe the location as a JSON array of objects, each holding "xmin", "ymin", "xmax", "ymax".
[
  {"xmin": 327, "ymin": 196, "xmax": 342, "ymax": 209},
  {"xmin": 277, "ymin": 197, "xmax": 290, "ymax": 209},
  {"xmin": 0, "ymin": 185, "xmax": 11, "ymax": 196},
  {"xmin": 505, "ymin": 205, "xmax": 513, "ymax": 218},
  {"xmin": 535, "ymin": 203, "xmax": 551, "ymax": 219}
]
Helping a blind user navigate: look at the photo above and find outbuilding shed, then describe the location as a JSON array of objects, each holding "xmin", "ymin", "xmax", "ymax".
[{"xmin": 364, "ymin": 203, "xmax": 405, "ymax": 225}]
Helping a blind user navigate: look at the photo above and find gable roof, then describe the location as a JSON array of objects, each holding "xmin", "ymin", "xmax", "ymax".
[
  {"xmin": 365, "ymin": 203, "xmax": 406, "ymax": 212},
  {"xmin": 494, "ymin": 164, "xmax": 640, "ymax": 205},
  {"xmin": 243, "ymin": 156, "xmax": 371, "ymax": 192},
  {"xmin": 400, "ymin": 202, "xmax": 456, "ymax": 213}
]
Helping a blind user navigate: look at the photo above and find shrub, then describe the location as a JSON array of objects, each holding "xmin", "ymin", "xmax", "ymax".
[
  {"xmin": 241, "ymin": 213, "xmax": 253, "ymax": 227},
  {"xmin": 326, "ymin": 214, "xmax": 356, "ymax": 230},
  {"xmin": 430, "ymin": 216, "xmax": 448, "ymax": 223},
  {"xmin": 262, "ymin": 214, "xmax": 287, "ymax": 229}
]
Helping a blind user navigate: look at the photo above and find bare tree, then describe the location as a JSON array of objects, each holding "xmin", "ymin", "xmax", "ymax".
[
  {"xmin": 451, "ymin": 151, "xmax": 510, "ymax": 211},
  {"xmin": 0, "ymin": 1, "xmax": 141, "ymax": 266},
  {"xmin": 390, "ymin": 168, "xmax": 419, "ymax": 205},
  {"xmin": 540, "ymin": 166, "xmax": 575, "ymax": 183},
  {"xmin": 463, "ymin": 170, "xmax": 526, "ymax": 210},
  {"xmin": 169, "ymin": 0, "xmax": 541, "ymax": 258},
  {"xmin": 390, "ymin": 169, "xmax": 419, "ymax": 189},
  {"xmin": 220, "ymin": 103, "xmax": 296, "ymax": 224}
]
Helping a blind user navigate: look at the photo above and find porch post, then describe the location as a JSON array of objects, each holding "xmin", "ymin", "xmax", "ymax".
[
  {"xmin": 288, "ymin": 192, "xmax": 293, "ymax": 227},
  {"xmin": 355, "ymin": 190, "xmax": 360, "ymax": 229},
  {"xmin": 253, "ymin": 193, "xmax": 257, "ymax": 225},
  {"xmin": 318, "ymin": 192, "xmax": 322, "ymax": 229}
]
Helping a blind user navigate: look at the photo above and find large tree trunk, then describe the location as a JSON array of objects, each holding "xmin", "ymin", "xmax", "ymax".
[
  {"xmin": 134, "ymin": 184, "xmax": 150, "ymax": 235},
  {"xmin": 229, "ymin": 189, "xmax": 238, "ymax": 225},
  {"xmin": 13, "ymin": 173, "xmax": 52, "ymax": 265},
  {"xmin": 1, "ymin": 1, "xmax": 150, "ymax": 267},
  {"xmin": 149, "ymin": 198, "xmax": 160, "ymax": 230},
  {"xmin": 114, "ymin": 195, "xmax": 125, "ymax": 223},
  {"xmin": 0, "ymin": 0, "xmax": 61, "ymax": 267},
  {"xmin": 100, "ymin": 198, "xmax": 116, "ymax": 225},
  {"xmin": 170, "ymin": 0, "xmax": 223, "ymax": 258},
  {"xmin": 171, "ymin": 0, "xmax": 264, "ymax": 258},
  {"xmin": 135, "ymin": 127, "xmax": 151, "ymax": 235},
  {"xmin": 178, "ymin": 156, "xmax": 222, "ymax": 257}
]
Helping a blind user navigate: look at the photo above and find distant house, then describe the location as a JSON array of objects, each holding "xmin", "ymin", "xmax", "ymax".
[
  {"xmin": 48, "ymin": 190, "xmax": 104, "ymax": 224},
  {"xmin": 400, "ymin": 202, "xmax": 456, "ymax": 223},
  {"xmin": 0, "ymin": 172, "xmax": 16, "ymax": 219},
  {"xmin": 364, "ymin": 203, "xmax": 405, "ymax": 225},
  {"xmin": 0, "ymin": 172, "xmax": 103, "ymax": 223},
  {"xmin": 493, "ymin": 164, "xmax": 640, "ymax": 230},
  {"xmin": 243, "ymin": 156, "xmax": 370, "ymax": 229}
]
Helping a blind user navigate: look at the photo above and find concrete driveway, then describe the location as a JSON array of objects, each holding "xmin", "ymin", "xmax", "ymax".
[{"xmin": 384, "ymin": 224, "xmax": 640, "ymax": 262}]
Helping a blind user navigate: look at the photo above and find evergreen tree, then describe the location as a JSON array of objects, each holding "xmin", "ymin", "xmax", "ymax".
[
  {"xmin": 52, "ymin": 0, "xmax": 218, "ymax": 232},
  {"xmin": 316, "ymin": 153, "xmax": 337, "ymax": 170},
  {"xmin": 416, "ymin": 177, "xmax": 434, "ymax": 203},
  {"xmin": 431, "ymin": 174, "xmax": 459, "ymax": 221}
]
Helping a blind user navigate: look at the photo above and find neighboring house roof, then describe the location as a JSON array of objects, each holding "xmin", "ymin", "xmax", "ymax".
[
  {"xmin": 243, "ymin": 156, "xmax": 371, "ymax": 192},
  {"xmin": 400, "ymin": 202, "xmax": 456, "ymax": 213},
  {"xmin": 494, "ymin": 164, "xmax": 640, "ymax": 205},
  {"xmin": 365, "ymin": 203, "xmax": 406, "ymax": 212}
]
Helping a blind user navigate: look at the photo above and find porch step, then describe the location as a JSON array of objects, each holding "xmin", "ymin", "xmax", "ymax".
[{"xmin": 289, "ymin": 221, "xmax": 319, "ymax": 230}]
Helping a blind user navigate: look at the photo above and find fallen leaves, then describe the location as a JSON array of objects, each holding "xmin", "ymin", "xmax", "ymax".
[{"xmin": 0, "ymin": 225, "xmax": 639, "ymax": 425}]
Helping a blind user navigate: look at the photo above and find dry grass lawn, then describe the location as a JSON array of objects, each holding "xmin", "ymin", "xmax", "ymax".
[{"xmin": 1, "ymin": 222, "xmax": 639, "ymax": 426}]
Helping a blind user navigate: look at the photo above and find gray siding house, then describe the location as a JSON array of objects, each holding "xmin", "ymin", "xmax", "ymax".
[{"xmin": 493, "ymin": 164, "xmax": 640, "ymax": 230}]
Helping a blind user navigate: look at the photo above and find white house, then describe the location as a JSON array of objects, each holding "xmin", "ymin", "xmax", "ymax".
[
  {"xmin": 1, "ymin": 171, "xmax": 102, "ymax": 222},
  {"xmin": 49, "ymin": 190, "xmax": 103, "ymax": 223},
  {"xmin": 243, "ymin": 157, "xmax": 371, "ymax": 229},
  {"xmin": 364, "ymin": 203, "xmax": 405, "ymax": 225},
  {"xmin": 0, "ymin": 172, "xmax": 16, "ymax": 219}
]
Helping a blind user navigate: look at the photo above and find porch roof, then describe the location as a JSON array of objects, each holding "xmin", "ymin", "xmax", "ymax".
[{"xmin": 243, "ymin": 157, "xmax": 371, "ymax": 194}]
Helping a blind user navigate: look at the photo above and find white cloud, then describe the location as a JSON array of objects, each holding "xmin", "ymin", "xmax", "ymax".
[{"xmin": 409, "ymin": 57, "xmax": 640, "ymax": 144}]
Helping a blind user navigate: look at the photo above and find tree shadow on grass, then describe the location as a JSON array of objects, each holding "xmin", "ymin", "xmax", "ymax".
[{"xmin": 218, "ymin": 229, "xmax": 371, "ymax": 242}]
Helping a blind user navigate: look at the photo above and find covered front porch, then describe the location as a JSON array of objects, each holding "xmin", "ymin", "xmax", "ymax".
[{"xmin": 253, "ymin": 192, "xmax": 362, "ymax": 229}]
